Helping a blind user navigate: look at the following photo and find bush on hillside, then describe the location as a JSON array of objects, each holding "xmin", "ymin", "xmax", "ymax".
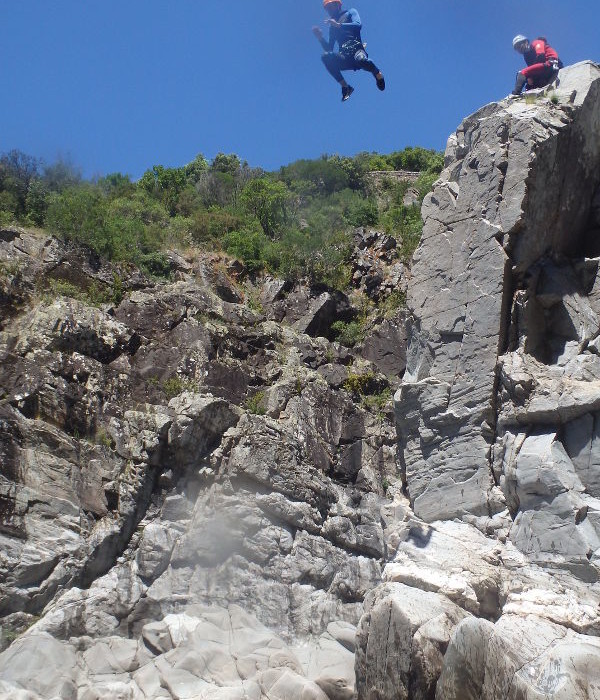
[
  {"xmin": 279, "ymin": 157, "xmax": 350, "ymax": 195},
  {"xmin": 240, "ymin": 178, "xmax": 289, "ymax": 238}
]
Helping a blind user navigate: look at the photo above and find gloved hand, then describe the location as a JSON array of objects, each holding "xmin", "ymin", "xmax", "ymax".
[{"xmin": 312, "ymin": 26, "xmax": 323, "ymax": 39}]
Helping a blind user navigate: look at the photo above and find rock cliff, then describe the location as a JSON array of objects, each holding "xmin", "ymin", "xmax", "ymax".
[{"xmin": 1, "ymin": 61, "xmax": 600, "ymax": 699}]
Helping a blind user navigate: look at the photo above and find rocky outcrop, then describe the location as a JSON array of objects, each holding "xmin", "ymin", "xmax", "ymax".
[
  {"xmin": 356, "ymin": 60, "xmax": 600, "ymax": 699},
  {"xmin": 0, "ymin": 605, "xmax": 356, "ymax": 700},
  {"xmin": 397, "ymin": 62, "xmax": 600, "ymax": 531},
  {"xmin": 0, "ymin": 223, "xmax": 401, "ymax": 697},
  {"xmin": 3, "ymin": 62, "xmax": 600, "ymax": 700}
]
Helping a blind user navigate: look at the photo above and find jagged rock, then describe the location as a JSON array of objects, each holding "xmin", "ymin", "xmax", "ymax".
[
  {"xmin": 435, "ymin": 617, "xmax": 495, "ymax": 700},
  {"xmin": 359, "ymin": 314, "xmax": 407, "ymax": 378},
  {"xmin": 355, "ymin": 582, "xmax": 469, "ymax": 700},
  {"xmin": 383, "ymin": 519, "xmax": 503, "ymax": 619},
  {"xmin": 0, "ymin": 632, "xmax": 79, "ymax": 699},
  {"xmin": 6, "ymin": 298, "xmax": 140, "ymax": 363},
  {"xmin": 397, "ymin": 62, "xmax": 600, "ymax": 525},
  {"xmin": 437, "ymin": 614, "xmax": 600, "ymax": 700},
  {"xmin": 265, "ymin": 284, "xmax": 353, "ymax": 339},
  {"xmin": 0, "ymin": 606, "xmax": 356, "ymax": 700}
]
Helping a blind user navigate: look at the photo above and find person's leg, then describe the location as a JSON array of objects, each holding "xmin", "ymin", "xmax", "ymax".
[
  {"xmin": 520, "ymin": 62, "xmax": 553, "ymax": 88},
  {"xmin": 322, "ymin": 52, "xmax": 355, "ymax": 99},
  {"xmin": 353, "ymin": 50, "xmax": 385, "ymax": 90},
  {"xmin": 530, "ymin": 65, "xmax": 554, "ymax": 88},
  {"xmin": 322, "ymin": 52, "xmax": 349, "ymax": 85}
]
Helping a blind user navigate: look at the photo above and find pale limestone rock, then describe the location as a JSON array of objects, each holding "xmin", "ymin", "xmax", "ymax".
[
  {"xmin": 383, "ymin": 519, "xmax": 502, "ymax": 619},
  {"xmin": 355, "ymin": 583, "xmax": 469, "ymax": 700},
  {"xmin": 396, "ymin": 61, "xmax": 600, "ymax": 524}
]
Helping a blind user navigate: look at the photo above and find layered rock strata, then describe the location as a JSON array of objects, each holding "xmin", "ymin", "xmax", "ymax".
[
  {"xmin": 0, "ymin": 225, "xmax": 402, "ymax": 697},
  {"xmin": 356, "ymin": 60, "xmax": 600, "ymax": 700}
]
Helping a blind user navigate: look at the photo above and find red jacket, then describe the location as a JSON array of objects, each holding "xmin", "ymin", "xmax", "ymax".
[
  {"xmin": 521, "ymin": 38, "xmax": 560, "ymax": 80},
  {"xmin": 525, "ymin": 38, "xmax": 559, "ymax": 66}
]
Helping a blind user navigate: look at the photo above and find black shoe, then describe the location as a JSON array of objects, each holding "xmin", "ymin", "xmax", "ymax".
[
  {"xmin": 341, "ymin": 85, "xmax": 354, "ymax": 101},
  {"xmin": 376, "ymin": 74, "xmax": 385, "ymax": 91}
]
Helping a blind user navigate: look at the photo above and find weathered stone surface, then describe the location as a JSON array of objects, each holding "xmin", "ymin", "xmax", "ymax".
[
  {"xmin": 0, "ymin": 606, "xmax": 356, "ymax": 700},
  {"xmin": 396, "ymin": 61, "xmax": 600, "ymax": 523},
  {"xmin": 5, "ymin": 61, "xmax": 600, "ymax": 700},
  {"xmin": 383, "ymin": 519, "xmax": 503, "ymax": 619},
  {"xmin": 355, "ymin": 583, "xmax": 468, "ymax": 700}
]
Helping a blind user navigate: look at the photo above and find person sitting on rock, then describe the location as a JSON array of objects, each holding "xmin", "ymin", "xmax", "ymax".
[
  {"xmin": 313, "ymin": 0, "xmax": 385, "ymax": 102},
  {"xmin": 512, "ymin": 35, "xmax": 563, "ymax": 95}
]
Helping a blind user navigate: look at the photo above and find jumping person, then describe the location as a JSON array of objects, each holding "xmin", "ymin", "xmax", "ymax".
[
  {"xmin": 512, "ymin": 35, "xmax": 563, "ymax": 95},
  {"xmin": 313, "ymin": 0, "xmax": 385, "ymax": 102}
]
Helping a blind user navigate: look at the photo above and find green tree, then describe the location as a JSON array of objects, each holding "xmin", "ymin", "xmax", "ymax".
[
  {"xmin": 211, "ymin": 153, "xmax": 241, "ymax": 175},
  {"xmin": 279, "ymin": 156, "xmax": 349, "ymax": 195},
  {"xmin": 347, "ymin": 198, "xmax": 379, "ymax": 227},
  {"xmin": 97, "ymin": 172, "xmax": 135, "ymax": 199},
  {"xmin": 25, "ymin": 179, "xmax": 49, "ymax": 225},
  {"xmin": 223, "ymin": 227, "xmax": 268, "ymax": 273},
  {"xmin": 240, "ymin": 178, "xmax": 289, "ymax": 238},
  {"xmin": 42, "ymin": 157, "xmax": 82, "ymax": 192},
  {"xmin": 0, "ymin": 150, "xmax": 41, "ymax": 217},
  {"xmin": 46, "ymin": 185, "xmax": 107, "ymax": 251},
  {"xmin": 138, "ymin": 165, "xmax": 186, "ymax": 215},
  {"xmin": 184, "ymin": 153, "xmax": 209, "ymax": 184}
]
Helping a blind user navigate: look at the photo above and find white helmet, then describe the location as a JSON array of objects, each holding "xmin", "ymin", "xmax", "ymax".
[{"xmin": 513, "ymin": 34, "xmax": 528, "ymax": 51}]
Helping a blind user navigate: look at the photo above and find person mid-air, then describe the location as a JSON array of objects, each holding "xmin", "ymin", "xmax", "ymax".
[{"xmin": 313, "ymin": 0, "xmax": 385, "ymax": 102}]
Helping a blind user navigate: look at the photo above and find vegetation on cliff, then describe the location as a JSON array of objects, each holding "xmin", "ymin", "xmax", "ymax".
[{"xmin": 0, "ymin": 147, "xmax": 442, "ymax": 287}]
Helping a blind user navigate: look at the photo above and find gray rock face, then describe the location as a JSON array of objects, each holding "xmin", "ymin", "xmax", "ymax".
[
  {"xmin": 0, "ymin": 605, "xmax": 356, "ymax": 700},
  {"xmin": 4, "ymin": 63, "xmax": 600, "ymax": 700},
  {"xmin": 0, "ymin": 222, "xmax": 400, "ymax": 696},
  {"xmin": 350, "ymin": 61, "xmax": 600, "ymax": 700},
  {"xmin": 396, "ymin": 62, "xmax": 600, "ymax": 532}
]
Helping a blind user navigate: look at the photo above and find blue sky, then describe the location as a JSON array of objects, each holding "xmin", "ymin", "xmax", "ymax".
[{"xmin": 1, "ymin": 1, "xmax": 597, "ymax": 179}]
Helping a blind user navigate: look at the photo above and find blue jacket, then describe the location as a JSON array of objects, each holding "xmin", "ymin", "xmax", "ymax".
[{"xmin": 320, "ymin": 8, "xmax": 363, "ymax": 52}]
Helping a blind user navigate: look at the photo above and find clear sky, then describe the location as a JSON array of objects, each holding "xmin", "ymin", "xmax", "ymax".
[{"xmin": 1, "ymin": 1, "xmax": 597, "ymax": 179}]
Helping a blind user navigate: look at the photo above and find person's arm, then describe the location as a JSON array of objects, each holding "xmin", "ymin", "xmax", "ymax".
[
  {"xmin": 312, "ymin": 24, "xmax": 335, "ymax": 51},
  {"xmin": 341, "ymin": 8, "xmax": 362, "ymax": 30}
]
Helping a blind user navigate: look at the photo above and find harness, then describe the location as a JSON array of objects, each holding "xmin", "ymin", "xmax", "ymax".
[
  {"xmin": 337, "ymin": 11, "xmax": 367, "ymax": 60},
  {"xmin": 340, "ymin": 37, "xmax": 366, "ymax": 59}
]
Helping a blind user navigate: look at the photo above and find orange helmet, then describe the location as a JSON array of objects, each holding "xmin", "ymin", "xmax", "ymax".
[{"xmin": 323, "ymin": 0, "xmax": 341, "ymax": 6}]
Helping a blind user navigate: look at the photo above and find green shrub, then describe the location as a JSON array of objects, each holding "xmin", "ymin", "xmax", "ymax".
[
  {"xmin": 223, "ymin": 227, "xmax": 269, "ymax": 274},
  {"xmin": 279, "ymin": 157, "xmax": 350, "ymax": 195},
  {"xmin": 0, "ymin": 210, "xmax": 15, "ymax": 227},
  {"xmin": 362, "ymin": 387, "xmax": 392, "ymax": 413},
  {"xmin": 347, "ymin": 199, "xmax": 379, "ymax": 227},
  {"xmin": 46, "ymin": 278, "xmax": 81, "ymax": 299},
  {"xmin": 344, "ymin": 371, "xmax": 376, "ymax": 394},
  {"xmin": 162, "ymin": 376, "xmax": 198, "ymax": 399},
  {"xmin": 0, "ymin": 191, "xmax": 18, "ymax": 217},
  {"xmin": 379, "ymin": 289, "xmax": 407, "ymax": 316},
  {"xmin": 139, "ymin": 252, "xmax": 172, "ymax": 279},
  {"xmin": 244, "ymin": 390, "xmax": 266, "ymax": 415},
  {"xmin": 46, "ymin": 185, "xmax": 107, "ymax": 251},
  {"xmin": 45, "ymin": 275, "xmax": 124, "ymax": 306},
  {"xmin": 95, "ymin": 428, "xmax": 113, "ymax": 449},
  {"xmin": 331, "ymin": 320, "xmax": 365, "ymax": 347}
]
